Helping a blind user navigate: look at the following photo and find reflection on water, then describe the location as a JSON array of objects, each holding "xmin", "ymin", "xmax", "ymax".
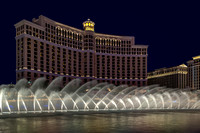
[{"xmin": 1, "ymin": 112, "xmax": 200, "ymax": 133}]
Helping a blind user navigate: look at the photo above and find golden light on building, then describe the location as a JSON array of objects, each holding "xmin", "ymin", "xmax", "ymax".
[
  {"xmin": 147, "ymin": 64, "xmax": 188, "ymax": 89},
  {"xmin": 83, "ymin": 19, "xmax": 95, "ymax": 31},
  {"xmin": 15, "ymin": 15, "xmax": 148, "ymax": 87},
  {"xmin": 192, "ymin": 55, "xmax": 200, "ymax": 60}
]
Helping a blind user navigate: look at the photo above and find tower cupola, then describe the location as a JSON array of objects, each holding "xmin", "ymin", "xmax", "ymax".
[{"xmin": 83, "ymin": 19, "xmax": 95, "ymax": 31}]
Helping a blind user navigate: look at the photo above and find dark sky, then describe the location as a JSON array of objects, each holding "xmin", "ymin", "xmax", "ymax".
[{"xmin": 0, "ymin": 1, "xmax": 199, "ymax": 84}]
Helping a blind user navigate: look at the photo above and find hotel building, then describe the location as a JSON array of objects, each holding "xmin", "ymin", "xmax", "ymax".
[
  {"xmin": 15, "ymin": 15, "xmax": 148, "ymax": 86},
  {"xmin": 147, "ymin": 64, "xmax": 188, "ymax": 88},
  {"xmin": 187, "ymin": 56, "xmax": 200, "ymax": 90}
]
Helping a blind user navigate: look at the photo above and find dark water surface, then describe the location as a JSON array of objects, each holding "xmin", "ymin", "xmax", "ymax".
[{"xmin": 1, "ymin": 112, "xmax": 200, "ymax": 133}]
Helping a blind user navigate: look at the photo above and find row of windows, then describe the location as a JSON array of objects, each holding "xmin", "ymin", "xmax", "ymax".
[
  {"xmin": 45, "ymin": 23, "xmax": 83, "ymax": 41},
  {"xmin": 26, "ymin": 25, "xmax": 45, "ymax": 39},
  {"xmin": 16, "ymin": 24, "xmax": 147, "ymax": 55},
  {"xmin": 148, "ymin": 74, "xmax": 187, "ymax": 88},
  {"xmin": 95, "ymin": 38, "xmax": 131, "ymax": 46},
  {"xmin": 16, "ymin": 38, "xmax": 24, "ymax": 69},
  {"xmin": 148, "ymin": 68, "xmax": 188, "ymax": 76},
  {"xmin": 95, "ymin": 45, "xmax": 147, "ymax": 54},
  {"xmin": 16, "ymin": 25, "xmax": 24, "ymax": 36},
  {"xmin": 18, "ymin": 38, "xmax": 147, "ymax": 79},
  {"xmin": 17, "ymin": 71, "xmax": 146, "ymax": 87}
]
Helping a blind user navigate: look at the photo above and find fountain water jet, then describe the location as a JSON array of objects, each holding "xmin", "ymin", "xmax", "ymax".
[{"xmin": 0, "ymin": 77, "xmax": 200, "ymax": 114}]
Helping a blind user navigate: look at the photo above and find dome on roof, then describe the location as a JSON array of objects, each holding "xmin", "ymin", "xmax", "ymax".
[{"xmin": 83, "ymin": 19, "xmax": 95, "ymax": 31}]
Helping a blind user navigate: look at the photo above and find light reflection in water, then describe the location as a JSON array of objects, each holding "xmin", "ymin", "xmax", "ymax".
[{"xmin": 1, "ymin": 112, "xmax": 200, "ymax": 133}]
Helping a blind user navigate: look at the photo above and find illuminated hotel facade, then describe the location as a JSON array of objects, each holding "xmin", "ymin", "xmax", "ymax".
[
  {"xmin": 15, "ymin": 15, "xmax": 148, "ymax": 86},
  {"xmin": 147, "ymin": 64, "xmax": 188, "ymax": 89},
  {"xmin": 187, "ymin": 56, "xmax": 200, "ymax": 90}
]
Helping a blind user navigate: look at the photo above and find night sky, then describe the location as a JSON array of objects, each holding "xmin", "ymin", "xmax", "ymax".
[{"xmin": 0, "ymin": 1, "xmax": 199, "ymax": 84}]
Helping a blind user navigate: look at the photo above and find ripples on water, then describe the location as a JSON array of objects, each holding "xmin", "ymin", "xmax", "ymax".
[{"xmin": 1, "ymin": 112, "xmax": 200, "ymax": 133}]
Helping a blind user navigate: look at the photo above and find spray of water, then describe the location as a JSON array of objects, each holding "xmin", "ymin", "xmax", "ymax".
[{"xmin": 0, "ymin": 77, "xmax": 199, "ymax": 114}]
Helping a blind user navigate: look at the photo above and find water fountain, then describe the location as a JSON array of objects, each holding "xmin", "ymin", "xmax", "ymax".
[{"xmin": 0, "ymin": 77, "xmax": 200, "ymax": 115}]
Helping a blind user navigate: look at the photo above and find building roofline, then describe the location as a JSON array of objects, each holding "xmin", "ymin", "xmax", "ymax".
[
  {"xmin": 192, "ymin": 55, "xmax": 200, "ymax": 60},
  {"xmin": 14, "ymin": 19, "xmax": 45, "ymax": 30},
  {"xmin": 38, "ymin": 15, "xmax": 141, "ymax": 40},
  {"xmin": 95, "ymin": 32, "xmax": 135, "ymax": 39},
  {"xmin": 187, "ymin": 60, "xmax": 193, "ymax": 63},
  {"xmin": 132, "ymin": 45, "xmax": 148, "ymax": 48},
  {"xmin": 15, "ymin": 15, "xmax": 148, "ymax": 47},
  {"xmin": 39, "ymin": 15, "xmax": 84, "ymax": 33},
  {"xmin": 148, "ymin": 64, "xmax": 187, "ymax": 74}
]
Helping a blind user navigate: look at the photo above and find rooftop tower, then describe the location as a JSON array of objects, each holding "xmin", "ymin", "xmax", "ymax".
[{"xmin": 83, "ymin": 19, "xmax": 95, "ymax": 31}]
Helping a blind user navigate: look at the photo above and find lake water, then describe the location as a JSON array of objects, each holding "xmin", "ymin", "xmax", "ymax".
[{"xmin": 1, "ymin": 111, "xmax": 200, "ymax": 133}]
